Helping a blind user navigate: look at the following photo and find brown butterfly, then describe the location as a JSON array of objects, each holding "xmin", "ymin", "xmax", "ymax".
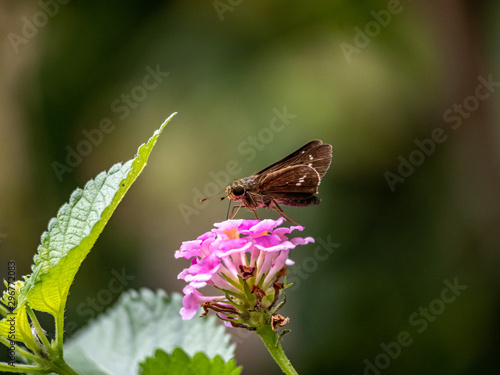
[{"xmin": 224, "ymin": 140, "xmax": 332, "ymax": 223}]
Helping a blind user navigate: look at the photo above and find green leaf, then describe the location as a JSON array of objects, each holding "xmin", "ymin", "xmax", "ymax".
[
  {"xmin": 63, "ymin": 289, "xmax": 235, "ymax": 375},
  {"xmin": 0, "ymin": 304, "xmax": 33, "ymax": 349},
  {"xmin": 0, "ymin": 281, "xmax": 34, "ymax": 349},
  {"xmin": 140, "ymin": 348, "xmax": 242, "ymax": 375},
  {"xmin": 17, "ymin": 113, "xmax": 176, "ymax": 317}
]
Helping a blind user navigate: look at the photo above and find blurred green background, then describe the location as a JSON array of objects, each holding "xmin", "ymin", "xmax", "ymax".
[{"xmin": 1, "ymin": 1, "xmax": 500, "ymax": 374}]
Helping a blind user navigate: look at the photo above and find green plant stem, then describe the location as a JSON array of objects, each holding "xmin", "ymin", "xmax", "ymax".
[
  {"xmin": 256, "ymin": 325, "xmax": 298, "ymax": 375},
  {"xmin": 26, "ymin": 305, "xmax": 54, "ymax": 354},
  {"xmin": 0, "ymin": 362, "xmax": 50, "ymax": 374},
  {"xmin": 55, "ymin": 306, "xmax": 65, "ymax": 356},
  {"xmin": 0, "ymin": 303, "xmax": 10, "ymax": 318},
  {"xmin": 49, "ymin": 356, "xmax": 79, "ymax": 375},
  {"xmin": 0, "ymin": 336, "xmax": 40, "ymax": 363},
  {"xmin": 0, "ymin": 337, "xmax": 77, "ymax": 375},
  {"xmin": 0, "ymin": 361, "xmax": 77, "ymax": 375}
]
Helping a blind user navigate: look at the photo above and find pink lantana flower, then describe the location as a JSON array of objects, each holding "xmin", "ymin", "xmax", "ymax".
[{"xmin": 175, "ymin": 218, "xmax": 314, "ymax": 330}]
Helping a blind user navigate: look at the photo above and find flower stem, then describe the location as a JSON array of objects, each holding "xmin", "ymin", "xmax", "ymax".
[{"xmin": 256, "ymin": 325, "xmax": 298, "ymax": 375}]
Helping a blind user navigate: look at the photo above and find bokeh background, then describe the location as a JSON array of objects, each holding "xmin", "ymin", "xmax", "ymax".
[{"xmin": 1, "ymin": 1, "xmax": 500, "ymax": 374}]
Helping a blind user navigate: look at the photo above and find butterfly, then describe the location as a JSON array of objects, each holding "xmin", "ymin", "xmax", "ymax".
[{"xmin": 223, "ymin": 140, "xmax": 332, "ymax": 223}]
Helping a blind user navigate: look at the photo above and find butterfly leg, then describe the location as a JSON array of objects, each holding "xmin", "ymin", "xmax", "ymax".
[
  {"xmin": 272, "ymin": 200, "xmax": 299, "ymax": 225},
  {"xmin": 229, "ymin": 204, "xmax": 244, "ymax": 219}
]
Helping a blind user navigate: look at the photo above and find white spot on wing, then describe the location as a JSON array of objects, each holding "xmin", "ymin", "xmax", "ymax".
[{"xmin": 296, "ymin": 174, "xmax": 307, "ymax": 186}]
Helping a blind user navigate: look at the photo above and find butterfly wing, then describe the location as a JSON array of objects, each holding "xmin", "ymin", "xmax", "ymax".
[
  {"xmin": 255, "ymin": 140, "xmax": 332, "ymax": 179},
  {"xmin": 228, "ymin": 140, "xmax": 333, "ymax": 215},
  {"xmin": 256, "ymin": 165, "xmax": 322, "ymax": 207},
  {"xmin": 258, "ymin": 165, "xmax": 321, "ymax": 193}
]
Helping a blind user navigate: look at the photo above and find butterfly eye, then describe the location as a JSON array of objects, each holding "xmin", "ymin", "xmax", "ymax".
[{"xmin": 232, "ymin": 185, "xmax": 245, "ymax": 196}]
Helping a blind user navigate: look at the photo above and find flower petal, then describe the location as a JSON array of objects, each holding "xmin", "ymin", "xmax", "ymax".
[
  {"xmin": 240, "ymin": 218, "xmax": 284, "ymax": 236},
  {"xmin": 178, "ymin": 254, "xmax": 221, "ymax": 288},
  {"xmin": 180, "ymin": 285, "xmax": 224, "ymax": 320},
  {"xmin": 175, "ymin": 218, "xmax": 317, "ymax": 324},
  {"xmin": 290, "ymin": 236, "xmax": 315, "ymax": 246},
  {"xmin": 174, "ymin": 240, "xmax": 202, "ymax": 259}
]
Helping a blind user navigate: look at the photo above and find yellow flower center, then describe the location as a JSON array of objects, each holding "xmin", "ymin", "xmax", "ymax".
[{"xmin": 224, "ymin": 228, "xmax": 239, "ymax": 239}]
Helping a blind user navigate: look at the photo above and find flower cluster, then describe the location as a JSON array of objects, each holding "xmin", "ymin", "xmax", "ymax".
[{"xmin": 175, "ymin": 218, "xmax": 314, "ymax": 330}]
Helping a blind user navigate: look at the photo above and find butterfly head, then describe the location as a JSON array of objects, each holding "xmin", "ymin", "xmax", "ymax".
[{"xmin": 226, "ymin": 181, "xmax": 246, "ymax": 202}]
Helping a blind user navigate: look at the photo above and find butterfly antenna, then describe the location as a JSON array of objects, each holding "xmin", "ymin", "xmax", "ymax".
[{"xmin": 199, "ymin": 189, "xmax": 226, "ymax": 203}]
